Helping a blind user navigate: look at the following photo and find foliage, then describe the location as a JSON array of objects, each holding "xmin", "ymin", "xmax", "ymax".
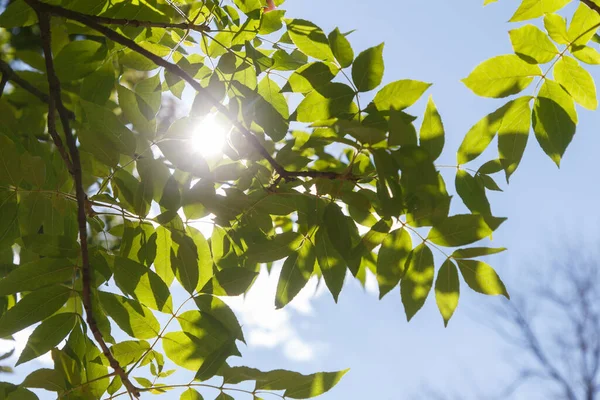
[{"xmin": 0, "ymin": 0, "xmax": 597, "ymax": 398}]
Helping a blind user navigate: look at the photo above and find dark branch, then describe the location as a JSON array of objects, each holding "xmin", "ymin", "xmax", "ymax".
[
  {"xmin": 582, "ymin": 0, "xmax": 600, "ymax": 15},
  {"xmin": 63, "ymin": 14, "xmax": 210, "ymax": 32},
  {"xmin": 28, "ymin": 6, "xmax": 140, "ymax": 398},
  {"xmin": 23, "ymin": 0, "xmax": 355, "ymax": 184},
  {"xmin": 0, "ymin": 73, "xmax": 8, "ymax": 99},
  {"xmin": 45, "ymin": 84, "xmax": 74, "ymax": 173},
  {"xmin": 0, "ymin": 58, "xmax": 75, "ymax": 119},
  {"xmin": 0, "ymin": 58, "xmax": 50, "ymax": 103}
]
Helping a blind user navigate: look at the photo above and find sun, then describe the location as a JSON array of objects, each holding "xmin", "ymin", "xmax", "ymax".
[{"xmin": 190, "ymin": 113, "xmax": 229, "ymax": 157}]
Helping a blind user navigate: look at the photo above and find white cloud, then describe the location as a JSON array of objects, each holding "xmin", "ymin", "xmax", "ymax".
[{"xmin": 224, "ymin": 265, "xmax": 326, "ymax": 362}]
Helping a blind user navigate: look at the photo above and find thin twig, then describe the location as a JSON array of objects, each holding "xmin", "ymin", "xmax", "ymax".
[
  {"xmin": 0, "ymin": 73, "xmax": 8, "ymax": 99},
  {"xmin": 24, "ymin": 0, "xmax": 355, "ymax": 185},
  {"xmin": 27, "ymin": 5, "xmax": 140, "ymax": 398}
]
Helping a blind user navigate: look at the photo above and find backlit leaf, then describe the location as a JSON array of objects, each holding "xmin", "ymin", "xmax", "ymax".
[
  {"xmin": 462, "ymin": 55, "xmax": 541, "ymax": 98},
  {"xmin": 401, "ymin": 243, "xmax": 434, "ymax": 321},
  {"xmin": 435, "ymin": 259, "xmax": 460, "ymax": 327}
]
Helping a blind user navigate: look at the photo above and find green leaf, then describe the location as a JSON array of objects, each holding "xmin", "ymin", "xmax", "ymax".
[
  {"xmin": 0, "ymin": 136, "xmax": 22, "ymax": 186},
  {"xmin": 113, "ymin": 256, "xmax": 173, "ymax": 313},
  {"xmin": 351, "ymin": 43, "xmax": 384, "ymax": 92},
  {"xmin": 154, "ymin": 226, "xmax": 175, "ymax": 287},
  {"xmin": 195, "ymin": 339, "xmax": 235, "ymax": 381},
  {"xmin": 451, "ymin": 247, "xmax": 507, "ymax": 259},
  {"xmin": 17, "ymin": 313, "xmax": 76, "ymax": 365},
  {"xmin": 567, "ymin": 2, "xmax": 600, "ymax": 46},
  {"xmin": 419, "ymin": 96, "xmax": 445, "ymax": 161},
  {"xmin": 22, "ymin": 368, "xmax": 66, "ymax": 392},
  {"xmin": 457, "ymin": 99, "xmax": 518, "ymax": 164},
  {"xmin": 0, "ymin": 0, "xmax": 37, "ymax": 28},
  {"xmin": 462, "ymin": 55, "xmax": 541, "ymax": 98},
  {"xmin": 497, "ymin": 96, "xmax": 532, "ymax": 180},
  {"xmin": 455, "ymin": 170, "xmax": 491, "ymax": 214},
  {"xmin": 80, "ymin": 101, "xmax": 136, "ymax": 161},
  {"xmin": 234, "ymin": 0, "xmax": 262, "ymax": 14},
  {"xmin": 80, "ymin": 62, "xmax": 115, "ymax": 105},
  {"xmin": 0, "ymin": 258, "xmax": 73, "ymax": 296},
  {"xmin": 571, "ymin": 45, "xmax": 600, "ymax": 65},
  {"xmin": 219, "ymin": 366, "xmax": 348, "ymax": 398},
  {"xmin": 544, "ymin": 13, "xmax": 569, "ymax": 44},
  {"xmin": 478, "ymin": 159, "xmax": 504, "ymax": 175},
  {"xmin": 456, "ymin": 259, "xmax": 509, "ymax": 298},
  {"xmin": 427, "ymin": 214, "xmax": 506, "ymax": 247},
  {"xmin": 509, "ymin": 24, "xmax": 558, "ymax": 63},
  {"xmin": 435, "ymin": 259, "xmax": 460, "ymax": 327},
  {"xmin": 276, "ymin": 241, "xmax": 316, "ymax": 308},
  {"xmin": 328, "ymin": 28, "xmax": 354, "ymax": 68},
  {"xmin": 54, "ymin": 40, "xmax": 106, "ymax": 81},
  {"xmin": 181, "ymin": 388, "xmax": 204, "ymax": 400},
  {"xmin": 284, "ymin": 62, "xmax": 337, "ymax": 93},
  {"xmin": 285, "ymin": 19, "xmax": 335, "ymax": 61},
  {"xmin": 21, "ymin": 234, "xmax": 79, "ymax": 258},
  {"xmin": 315, "ymin": 228, "xmax": 346, "ymax": 302},
  {"xmin": 372, "ymin": 80, "xmax": 431, "ymax": 111},
  {"xmin": 377, "ymin": 228, "xmax": 412, "ymax": 299},
  {"xmin": 0, "ymin": 285, "xmax": 71, "ymax": 338},
  {"xmin": 533, "ymin": 79, "xmax": 577, "ymax": 166},
  {"xmin": 163, "ymin": 328, "xmax": 229, "ymax": 371},
  {"xmin": 260, "ymin": 9, "xmax": 285, "ymax": 34},
  {"xmin": 98, "ymin": 291, "xmax": 160, "ymax": 339},
  {"xmin": 509, "ymin": 0, "xmax": 572, "ymax": 22},
  {"xmin": 20, "ymin": 153, "xmax": 46, "ymax": 187},
  {"xmin": 245, "ymin": 232, "xmax": 303, "ymax": 263},
  {"xmin": 295, "ymin": 83, "xmax": 356, "ymax": 122},
  {"xmin": 159, "ymin": 175, "xmax": 181, "ymax": 211},
  {"xmin": 109, "ymin": 340, "xmax": 151, "ymax": 366},
  {"xmin": 323, "ymin": 202, "xmax": 353, "ymax": 255},
  {"xmin": 284, "ymin": 369, "xmax": 349, "ymax": 399},
  {"xmin": 258, "ymin": 76, "xmax": 289, "ymax": 119},
  {"xmin": 194, "ymin": 294, "xmax": 245, "ymax": 342},
  {"xmin": 117, "ymin": 85, "xmax": 156, "ymax": 138},
  {"xmin": 400, "ymin": 243, "xmax": 434, "ymax": 321},
  {"xmin": 0, "ymin": 191, "xmax": 19, "ymax": 248},
  {"xmin": 171, "ymin": 234, "xmax": 200, "ymax": 295},
  {"xmin": 554, "ymin": 55, "xmax": 597, "ymax": 110},
  {"xmin": 201, "ymin": 268, "xmax": 258, "ymax": 296}
]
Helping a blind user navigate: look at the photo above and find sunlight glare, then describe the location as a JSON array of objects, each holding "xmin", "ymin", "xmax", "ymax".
[{"xmin": 190, "ymin": 113, "xmax": 229, "ymax": 157}]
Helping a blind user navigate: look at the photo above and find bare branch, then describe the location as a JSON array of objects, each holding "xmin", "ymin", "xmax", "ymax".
[{"xmin": 27, "ymin": 6, "xmax": 140, "ymax": 398}]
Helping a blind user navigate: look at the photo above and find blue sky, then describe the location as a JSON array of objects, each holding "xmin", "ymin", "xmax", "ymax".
[{"xmin": 4, "ymin": 0, "xmax": 600, "ymax": 399}]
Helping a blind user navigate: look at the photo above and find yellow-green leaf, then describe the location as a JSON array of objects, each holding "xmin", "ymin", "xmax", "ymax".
[
  {"xmin": 419, "ymin": 96, "xmax": 445, "ymax": 161},
  {"xmin": 456, "ymin": 259, "xmax": 509, "ymax": 298},
  {"xmin": 435, "ymin": 259, "xmax": 460, "ymax": 327},
  {"xmin": 509, "ymin": 0, "xmax": 572, "ymax": 22},
  {"xmin": 509, "ymin": 24, "xmax": 558, "ymax": 63},
  {"xmin": 462, "ymin": 55, "xmax": 542, "ymax": 98},
  {"xmin": 554, "ymin": 55, "xmax": 597, "ymax": 110},
  {"xmin": 400, "ymin": 244, "xmax": 434, "ymax": 321}
]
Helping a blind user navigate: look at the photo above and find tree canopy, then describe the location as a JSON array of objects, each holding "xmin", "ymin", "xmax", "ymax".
[{"xmin": 0, "ymin": 0, "xmax": 597, "ymax": 398}]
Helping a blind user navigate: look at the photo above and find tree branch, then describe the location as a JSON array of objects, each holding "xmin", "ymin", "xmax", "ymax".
[
  {"xmin": 28, "ymin": 6, "xmax": 140, "ymax": 398},
  {"xmin": 61, "ymin": 13, "xmax": 210, "ymax": 32},
  {"xmin": 0, "ymin": 72, "xmax": 8, "ymax": 99},
  {"xmin": 582, "ymin": 0, "xmax": 600, "ymax": 15},
  {"xmin": 23, "ymin": 0, "xmax": 355, "ymax": 184},
  {"xmin": 0, "ymin": 58, "xmax": 75, "ymax": 118},
  {"xmin": 0, "ymin": 59, "xmax": 50, "ymax": 103}
]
